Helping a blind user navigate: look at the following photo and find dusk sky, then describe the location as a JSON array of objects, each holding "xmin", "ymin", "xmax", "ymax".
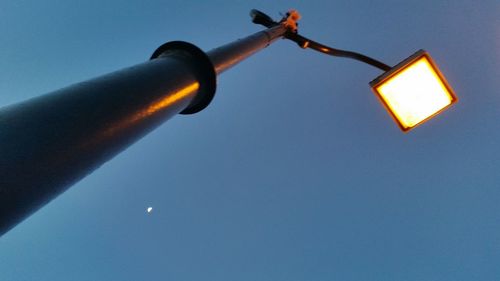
[{"xmin": 1, "ymin": 1, "xmax": 500, "ymax": 280}]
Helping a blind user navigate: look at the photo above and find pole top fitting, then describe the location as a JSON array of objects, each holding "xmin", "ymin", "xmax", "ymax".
[
  {"xmin": 280, "ymin": 9, "xmax": 301, "ymax": 33},
  {"xmin": 250, "ymin": 9, "xmax": 301, "ymax": 33}
]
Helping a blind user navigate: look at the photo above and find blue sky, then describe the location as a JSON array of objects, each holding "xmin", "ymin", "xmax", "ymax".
[{"xmin": 1, "ymin": 0, "xmax": 499, "ymax": 280}]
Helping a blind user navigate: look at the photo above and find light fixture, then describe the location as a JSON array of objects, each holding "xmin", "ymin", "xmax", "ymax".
[
  {"xmin": 370, "ymin": 50, "xmax": 457, "ymax": 132},
  {"xmin": 264, "ymin": 10, "xmax": 458, "ymax": 133}
]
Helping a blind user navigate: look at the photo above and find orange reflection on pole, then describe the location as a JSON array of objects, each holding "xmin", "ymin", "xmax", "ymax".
[
  {"xmin": 79, "ymin": 82, "xmax": 200, "ymax": 150},
  {"xmin": 145, "ymin": 82, "xmax": 200, "ymax": 116}
]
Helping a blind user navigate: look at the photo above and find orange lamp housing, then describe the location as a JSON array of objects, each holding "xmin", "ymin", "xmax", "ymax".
[{"xmin": 370, "ymin": 50, "xmax": 457, "ymax": 132}]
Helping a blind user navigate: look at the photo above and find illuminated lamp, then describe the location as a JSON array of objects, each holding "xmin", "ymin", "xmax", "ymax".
[{"xmin": 370, "ymin": 50, "xmax": 457, "ymax": 132}]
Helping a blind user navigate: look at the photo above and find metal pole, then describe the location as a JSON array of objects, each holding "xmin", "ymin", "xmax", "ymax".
[
  {"xmin": 207, "ymin": 25, "xmax": 287, "ymax": 74},
  {"xmin": 0, "ymin": 25, "xmax": 288, "ymax": 236}
]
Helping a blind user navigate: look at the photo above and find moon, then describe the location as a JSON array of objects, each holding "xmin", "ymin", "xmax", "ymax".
[{"xmin": 147, "ymin": 207, "xmax": 153, "ymax": 213}]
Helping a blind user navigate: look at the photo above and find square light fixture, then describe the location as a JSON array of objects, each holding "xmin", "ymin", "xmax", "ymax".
[{"xmin": 370, "ymin": 50, "xmax": 457, "ymax": 132}]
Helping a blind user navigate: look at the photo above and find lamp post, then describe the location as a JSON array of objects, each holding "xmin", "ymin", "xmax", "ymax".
[
  {"xmin": 0, "ymin": 11, "xmax": 290, "ymax": 237},
  {"xmin": 0, "ymin": 9, "xmax": 456, "ymax": 236}
]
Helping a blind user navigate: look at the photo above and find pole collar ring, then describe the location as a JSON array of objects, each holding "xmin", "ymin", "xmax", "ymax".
[{"xmin": 151, "ymin": 41, "xmax": 217, "ymax": 115}]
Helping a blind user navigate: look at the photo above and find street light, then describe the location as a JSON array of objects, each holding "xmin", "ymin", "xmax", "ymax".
[
  {"xmin": 370, "ymin": 50, "xmax": 457, "ymax": 132},
  {"xmin": 0, "ymin": 9, "xmax": 458, "ymax": 236},
  {"xmin": 266, "ymin": 10, "xmax": 457, "ymax": 132}
]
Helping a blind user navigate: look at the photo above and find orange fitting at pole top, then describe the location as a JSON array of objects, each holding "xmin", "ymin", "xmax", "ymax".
[{"xmin": 282, "ymin": 9, "xmax": 301, "ymax": 33}]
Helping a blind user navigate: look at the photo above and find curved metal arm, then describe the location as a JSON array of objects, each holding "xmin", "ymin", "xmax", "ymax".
[
  {"xmin": 285, "ymin": 33, "xmax": 391, "ymax": 71},
  {"xmin": 250, "ymin": 9, "xmax": 392, "ymax": 72}
]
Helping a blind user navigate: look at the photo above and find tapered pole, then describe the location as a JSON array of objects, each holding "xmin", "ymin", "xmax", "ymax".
[{"xmin": 0, "ymin": 24, "xmax": 288, "ymax": 236}]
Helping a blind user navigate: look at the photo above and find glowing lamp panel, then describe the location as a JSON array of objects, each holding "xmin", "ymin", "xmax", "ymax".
[{"xmin": 372, "ymin": 53, "xmax": 456, "ymax": 131}]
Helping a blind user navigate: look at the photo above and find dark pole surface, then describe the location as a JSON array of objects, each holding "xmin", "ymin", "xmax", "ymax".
[
  {"xmin": 0, "ymin": 41, "xmax": 216, "ymax": 236},
  {"xmin": 0, "ymin": 25, "xmax": 288, "ymax": 236}
]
